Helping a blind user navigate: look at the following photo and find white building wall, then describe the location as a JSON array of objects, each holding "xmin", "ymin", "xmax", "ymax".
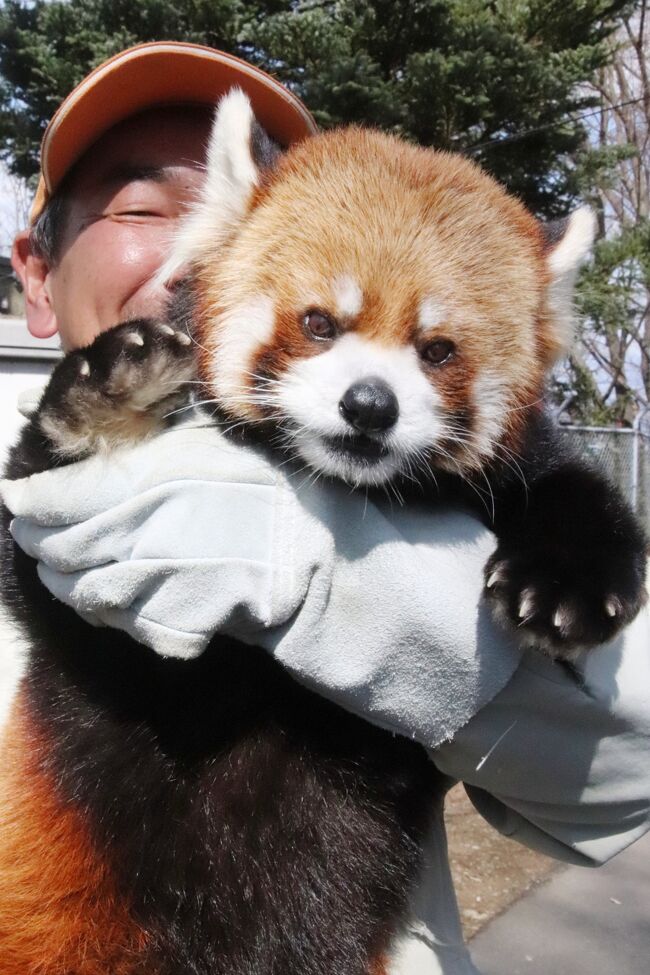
[
  {"xmin": 1, "ymin": 358, "xmax": 52, "ymax": 462},
  {"xmin": 1, "ymin": 322, "xmax": 59, "ymax": 725}
]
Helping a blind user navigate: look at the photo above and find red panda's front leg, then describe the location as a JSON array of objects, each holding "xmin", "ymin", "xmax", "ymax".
[
  {"xmin": 0, "ymin": 692, "xmax": 152, "ymax": 975},
  {"xmin": 34, "ymin": 318, "xmax": 197, "ymax": 463},
  {"xmin": 483, "ymin": 417, "xmax": 647, "ymax": 658}
]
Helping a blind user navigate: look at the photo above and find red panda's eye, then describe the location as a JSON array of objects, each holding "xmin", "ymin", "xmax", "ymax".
[
  {"xmin": 303, "ymin": 309, "xmax": 338, "ymax": 341},
  {"xmin": 421, "ymin": 339, "xmax": 456, "ymax": 366}
]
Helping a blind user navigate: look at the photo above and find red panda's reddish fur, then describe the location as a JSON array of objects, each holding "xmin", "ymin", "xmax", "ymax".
[{"xmin": 0, "ymin": 692, "xmax": 151, "ymax": 975}]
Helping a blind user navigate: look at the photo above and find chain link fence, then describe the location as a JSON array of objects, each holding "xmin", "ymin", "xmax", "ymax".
[{"xmin": 560, "ymin": 426, "xmax": 650, "ymax": 534}]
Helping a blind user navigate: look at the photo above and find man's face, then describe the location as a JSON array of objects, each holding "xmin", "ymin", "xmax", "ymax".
[{"xmin": 18, "ymin": 106, "xmax": 211, "ymax": 350}]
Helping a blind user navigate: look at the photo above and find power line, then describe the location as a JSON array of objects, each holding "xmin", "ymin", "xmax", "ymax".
[{"xmin": 464, "ymin": 96, "xmax": 645, "ymax": 154}]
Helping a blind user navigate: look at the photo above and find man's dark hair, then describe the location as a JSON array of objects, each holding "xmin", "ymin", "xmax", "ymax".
[{"xmin": 29, "ymin": 191, "xmax": 69, "ymax": 266}]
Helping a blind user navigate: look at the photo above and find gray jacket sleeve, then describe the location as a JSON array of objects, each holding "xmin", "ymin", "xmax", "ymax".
[
  {"xmin": 3, "ymin": 420, "xmax": 649, "ymax": 866},
  {"xmin": 433, "ymin": 606, "xmax": 650, "ymax": 865}
]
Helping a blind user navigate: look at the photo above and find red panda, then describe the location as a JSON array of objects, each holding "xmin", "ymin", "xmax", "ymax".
[
  {"xmin": 183, "ymin": 95, "xmax": 570, "ymax": 478},
  {"xmin": 175, "ymin": 90, "xmax": 645, "ymax": 656},
  {"xmin": 0, "ymin": 90, "xmax": 646, "ymax": 974}
]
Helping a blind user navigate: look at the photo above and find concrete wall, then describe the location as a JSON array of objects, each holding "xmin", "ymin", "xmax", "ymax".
[
  {"xmin": 1, "ymin": 357, "xmax": 53, "ymax": 462},
  {"xmin": 1, "ymin": 330, "xmax": 57, "ymax": 725}
]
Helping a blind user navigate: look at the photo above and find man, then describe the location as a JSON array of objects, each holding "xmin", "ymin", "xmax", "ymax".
[
  {"xmin": 4, "ymin": 42, "xmax": 650, "ymax": 975},
  {"xmin": 13, "ymin": 41, "xmax": 316, "ymax": 350}
]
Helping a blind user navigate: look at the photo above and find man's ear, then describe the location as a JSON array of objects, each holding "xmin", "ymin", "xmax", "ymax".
[
  {"xmin": 11, "ymin": 230, "xmax": 59, "ymax": 339},
  {"xmin": 158, "ymin": 88, "xmax": 281, "ymax": 284},
  {"xmin": 541, "ymin": 207, "xmax": 596, "ymax": 361}
]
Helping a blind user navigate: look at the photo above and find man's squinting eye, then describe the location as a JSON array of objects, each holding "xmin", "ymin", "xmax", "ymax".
[
  {"xmin": 111, "ymin": 200, "xmax": 170, "ymax": 220},
  {"xmin": 421, "ymin": 338, "xmax": 456, "ymax": 365},
  {"xmin": 113, "ymin": 208, "xmax": 164, "ymax": 219},
  {"xmin": 108, "ymin": 184, "xmax": 176, "ymax": 221},
  {"xmin": 303, "ymin": 309, "xmax": 338, "ymax": 341}
]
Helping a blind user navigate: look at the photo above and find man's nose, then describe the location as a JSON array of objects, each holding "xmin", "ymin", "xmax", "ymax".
[{"xmin": 339, "ymin": 377, "xmax": 399, "ymax": 434}]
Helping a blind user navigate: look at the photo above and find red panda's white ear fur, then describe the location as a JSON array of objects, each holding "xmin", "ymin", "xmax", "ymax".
[
  {"xmin": 544, "ymin": 206, "xmax": 596, "ymax": 360},
  {"xmin": 157, "ymin": 88, "xmax": 259, "ymax": 285}
]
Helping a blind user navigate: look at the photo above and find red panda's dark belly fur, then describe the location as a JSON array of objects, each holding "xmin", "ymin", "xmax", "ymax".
[{"xmin": 0, "ymin": 521, "xmax": 438, "ymax": 975}]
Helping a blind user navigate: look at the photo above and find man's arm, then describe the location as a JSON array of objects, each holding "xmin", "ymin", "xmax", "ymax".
[
  {"xmin": 3, "ymin": 421, "xmax": 650, "ymax": 864},
  {"xmin": 434, "ymin": 610, "xmax": 650, "ymax": 865},
  {"xmin": 1, "ymin": 418, "xmax": 525, "ymax": 744}
]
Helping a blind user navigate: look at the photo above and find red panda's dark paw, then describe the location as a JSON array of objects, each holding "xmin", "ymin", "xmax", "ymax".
[
  {"xmin": 36, "ymin": 319, "xmax": 198, "ymax": 460},
  {"xmin": 484, "ymin": 543, "xmax": 648, "ymax": 660}
]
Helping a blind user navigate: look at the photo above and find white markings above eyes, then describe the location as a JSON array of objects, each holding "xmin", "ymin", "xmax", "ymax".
[
  {"xmin": 331, "ymin": 275, "xmax": 363, "ymax": 318},
  {"xmin": 418, "ymin": 297, "xmax": 447, "ymax": 331}
]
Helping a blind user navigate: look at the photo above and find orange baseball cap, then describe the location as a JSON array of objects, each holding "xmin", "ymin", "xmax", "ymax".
[{"xmin": 30, "ymin": 41, "xmax": 317, "ymax": 222}]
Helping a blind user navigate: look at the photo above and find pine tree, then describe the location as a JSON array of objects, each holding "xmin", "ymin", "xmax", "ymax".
[
  {"xmin": 0, "ymin": 0, "xmax": 245, "ymax": 180},
  {"xmin": 0, "ymin": 0, "xmax": 632, "ymax": 217},
  {"xmin": 240, "ymin": 0, "xmax": 631, "ymax": 216}
]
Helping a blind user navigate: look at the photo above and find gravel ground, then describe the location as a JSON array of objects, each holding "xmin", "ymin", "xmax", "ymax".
[{"xmin": 445, "ymin": 784, "xmax": 559, "ymax": 939}]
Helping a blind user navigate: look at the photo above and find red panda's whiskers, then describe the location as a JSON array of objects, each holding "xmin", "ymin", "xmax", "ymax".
[
  {"xmin": 187, "ymin": 332, "xmax": 211, "ymax": 356},
  {"xmin": 465, "ymin": 478, "xmax": 497, "ymax": 521},
  {"xmin": 243, "ymin": 370, "xmax": 292, "ymax": 391},
  {"xmin": 219, "ymin": 418, "xmax": 268, "ymax": 437},
  {"xmin": 493, "ymin": 443, "xmax": 529, "ymax": 483},
  {"xmin": 388, "ymin": 481, "xmax": 402, "ymax": 506},
  {"xmin": 400, "ymin": 455, "xmax": 427, "ymax": 492},
  {"xmin": 155, "ymin": 379, "xmax": 207, "ymax": 388},
  {"xmin": 401, "ymin": 448, "xmax": 440, "ymax": 494},
  {"xmin": 163, "ymin": 399, "xmax": 221, "ymax": 419},
  {"xmin": 500, "ymin": 397, "xmax": 544, "ymax": 415},
  {"xmin": 474, "ymin": 469, "xmax": 496, "ymax": 523}
]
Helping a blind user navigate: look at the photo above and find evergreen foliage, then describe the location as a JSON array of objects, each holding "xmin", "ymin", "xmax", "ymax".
[
  {"xmin": 566, "ymin": 218, "xmax": 650, "ymax": 424},
  {"xmin": 1, "ymin": 0, "xmax": 646, "ymax": 426},
  {"xmin": 0, "ymin": 0, "xmax": 632, "ymax": 216},
  {"xmin": 552, "ymin": 6, "xmax": 649, "ymax": 427}
]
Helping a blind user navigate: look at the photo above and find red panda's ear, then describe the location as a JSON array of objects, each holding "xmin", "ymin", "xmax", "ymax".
[
  {"xmin": 157, "ymin": 89, "xmax": 275, "ymax": 284},
  {"xmin": 541, "ymin": 207, "xmax": 596, "ymax": 361},
  {"xmin": 202, "ymin": 87, "xmax": 263, "ymax": 218}
]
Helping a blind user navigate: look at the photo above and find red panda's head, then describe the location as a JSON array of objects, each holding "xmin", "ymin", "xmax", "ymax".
[{"xmin": 164, "ymin": 90, "xmax": 595, "ymax": 487}]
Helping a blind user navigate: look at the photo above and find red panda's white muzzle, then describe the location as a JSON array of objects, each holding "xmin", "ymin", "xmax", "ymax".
[{"xmin": 267, "ymin": 333, "xmax": 448, "ymax": 487}]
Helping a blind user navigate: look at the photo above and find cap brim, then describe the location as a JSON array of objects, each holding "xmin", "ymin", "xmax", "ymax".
[{"xmin": 31, "ymin": 42, "xmax": 317, "ymax": 221}]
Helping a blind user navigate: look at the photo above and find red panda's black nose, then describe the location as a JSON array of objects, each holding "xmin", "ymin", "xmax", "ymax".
[{"xmin": 339, "ymin": 378, "xmax": 399, "ymax": 434}]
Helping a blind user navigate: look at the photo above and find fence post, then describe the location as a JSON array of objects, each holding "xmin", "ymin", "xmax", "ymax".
[{"xmin": 631, "ymin": 407, "xmax": 650, "ymax": 513}]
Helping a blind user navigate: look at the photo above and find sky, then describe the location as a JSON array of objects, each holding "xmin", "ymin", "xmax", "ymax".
[{"xmin": 0, "ymin": 163, "xmax": 30, "ymax": 256}]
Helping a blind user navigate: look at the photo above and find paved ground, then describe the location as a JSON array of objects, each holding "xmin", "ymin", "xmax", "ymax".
[
  {"xmin": 446, "ymin": 785, "xmax": 557, "ymax": 939},
  {"xmin": 468, "ymin": 830, "xmax": 650, "ymax": 975}
]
